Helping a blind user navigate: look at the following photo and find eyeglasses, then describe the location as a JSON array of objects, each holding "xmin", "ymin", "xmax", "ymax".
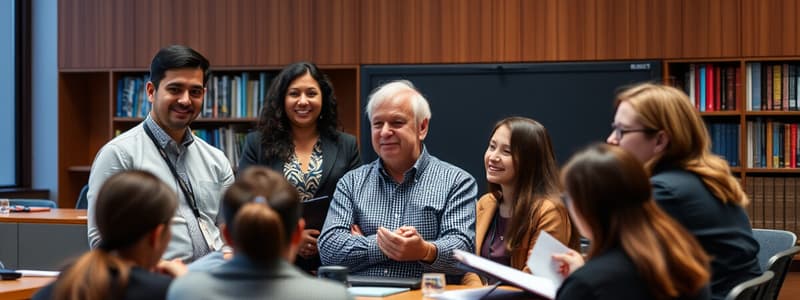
[{"xmin": 611, "ymin": 125, "xmax": 657, "ymax": 140}]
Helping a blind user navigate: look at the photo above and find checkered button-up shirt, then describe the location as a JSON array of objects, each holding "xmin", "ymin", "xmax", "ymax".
[{"xmin": 319, "ymin": 147, "xmax": 477, "ymax": 279}]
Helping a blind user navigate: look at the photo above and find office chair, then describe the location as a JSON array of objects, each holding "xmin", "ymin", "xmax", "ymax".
[
  {"xmin": 724, "ymin": 271, "xmax": 774, "ymax": 300},
  {"xmin": 8, "ymin": 199, "xmax": 57, "ymax": 208},
  {"xmin": 758, "ymin": 246, "xmax": 800, "ymax": 300},
  {"xmin": 76, "ymin": 184, "xmax": 89, "ymax": 209},
  {"xmin": 752, "ymin": 229, "xmax": 797, "ymax": 270}
]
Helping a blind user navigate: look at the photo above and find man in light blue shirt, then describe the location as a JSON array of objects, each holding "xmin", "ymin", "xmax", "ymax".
[
  {"xmin": 319, "ymin": 80, "xmax": 477, "ymax": 281},
  {"xmin": 87, "ymin": 45, "xmax": 233, "ymax": 262}
]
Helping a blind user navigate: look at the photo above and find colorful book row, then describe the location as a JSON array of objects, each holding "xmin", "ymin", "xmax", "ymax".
[
  {"xmin": 673, "ymin": 64, "xmax": 740, "ymax": 112},
  {"xmin": 115, "ymin": 75, "xmax": 151, "ymax": 118},
  {"xmin": 205, "ymin": 72, "xmax": 272, "ymax": 119},
  {"xmin": 746, "ymin": 119, "xmax": 799, "ymax": 169},
  {"xmin": 746, "ymin": 62, "xmax": 800, "ymax": 111},
  {"xmin": 192, "ymin": 126, "xmax": 248, "ymax": 170}
]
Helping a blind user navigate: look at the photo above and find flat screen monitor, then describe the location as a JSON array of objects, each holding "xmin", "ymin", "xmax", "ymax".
[{"xmin": 359, "ymin": 61, "xmax": 662, "ymax": 194}]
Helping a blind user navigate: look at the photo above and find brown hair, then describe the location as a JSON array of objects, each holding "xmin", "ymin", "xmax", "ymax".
[
  {"xmin": 222, "ymin": 166, "xmax": 301, "ymax": 264},
  {"xmin": 562, "ymin": 144, "xmax": 709, "ymax": 299},
  {"xmin": 486, "ymin": 117, "xmax": 571, "ymax": 249},
  {"xmin": 54, "ymin": 170, "xmax": 177, "ymax": 300},
  {"xmin": 615, "ymin": 82, "xmax": 748, "ymax": 206}
]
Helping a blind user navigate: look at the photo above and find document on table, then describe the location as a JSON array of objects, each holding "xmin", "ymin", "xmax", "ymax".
[
  {"xmin": 453, "ymin": 250, "xmax": 557, "ymax": 299},
  {"xmin": 526, "ymin": 231, "xmax": 571, "ymax": 287},
  {"xmin": 347, "ymin": 287, "xmax": 409, "ymax": 297},
  {"xmin": 17, "ymin": 270, "xmax": 60, "ymax": 277}
]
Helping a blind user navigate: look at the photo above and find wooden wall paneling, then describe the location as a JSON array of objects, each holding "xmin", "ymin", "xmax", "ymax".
[
  {"xmin": 59, "ymin": 0, "xmax": 113, "ymax": 68},
  {"xmin": 681, "ymin": 0, "xmax": 740, "ymax": 58},
  {"xmin": 225, "ymin": 0, "xmax": 258, "ymax": 67},
  {"xmin": 276, "ymin": 0, "xmax": 313, "ymax": 64},
  {"xmin": 520, "ymin": 0, "xmax": 558, "ymax": 62},
  {"xmin": 628, "ymin": 0, "xmax": 682, "ymax": 59},
  {"xmin": 251, "ymin": 0, "xmax": 281, "ymax": 66},
  {"xmin": 742, "ymin": 0, "xmax": 800, "ymax": 57},
  {"xmin": 311, "ymin": 0, "xmax": 360, "ymax": 65},
  {"xmin": 494, "ymin": 0, "xmax": 522, "ymax": 62},
  {"xmin": 360, "ymin": 0, "xmax": 430, "ymax": 64},
  {"xmin": 436, "ymin": 0, "xmax": 496, "ymax": 63},
  {"xmin": 556, "ymin": 0, "xmax": 597, "ymax": 61},
  {"xmin": 132, "ymin": 0, "xmax": 161, "ymax": 67},
  {"xmin": 156, "ymin": 0, "xmax": 216, "ymax": 65},
  {"xmin": 595, "ymin": 0, "xmax": 631, "ymax": 59},
  {"xmin": 109, "ymin": 0, "xmax": 137, "ymax": 68}
]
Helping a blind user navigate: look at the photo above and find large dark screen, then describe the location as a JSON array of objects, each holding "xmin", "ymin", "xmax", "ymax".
[{"xmin": 359, "ymin": 61, "xmax": 661, "ymax": 194}]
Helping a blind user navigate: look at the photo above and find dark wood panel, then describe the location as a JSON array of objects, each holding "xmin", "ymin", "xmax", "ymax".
[
  {"xmin": 556, "ymin": 0, "xmax": 597, "ymax": 61},
  {"xmin": 596, "ymin": 0, "xmax": 631, "ymax": 59},
  {"xmin": 520, "ymin": 0, "xmax": 558, "ymax": 61},
  {"xmin": 682, "ymin": 0, "xmax": 740, "ymax": 58},
  {"xmin": 312, "ymin": 0, "xmax": 360, "ymax": 64},
  {"xmin": 742, "ymin": 0, "xmax": 800, "ymax": 57},
  {"xmin": 59, "ymin": 0, "xmax": 113, "ymax": 68}
]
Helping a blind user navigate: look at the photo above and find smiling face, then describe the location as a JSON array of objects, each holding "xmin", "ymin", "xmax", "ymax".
[
  {"xmin": 370, "ymin": 92, "xmax": 429, "ymax": 174},
  {"xmin": 284, "ymin": 72, "xmax": 322, "ymax": 130},
  {"xmin": 147, "ymin": 67, "xmax": 205, "ymax": 141},
  {"xmin": 485, "ymin": 125, "xmax": 516, "ymax": 188}
]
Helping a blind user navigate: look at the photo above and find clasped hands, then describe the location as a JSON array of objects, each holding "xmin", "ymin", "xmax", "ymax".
[{"xmin": 351, "ymin": 224, "xmax": 436, "ymax": 263}]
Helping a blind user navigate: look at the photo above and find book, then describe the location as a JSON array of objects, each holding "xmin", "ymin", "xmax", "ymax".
[{"xmin": 302, "ymin": 196, "xmax": 331, "ymax": 231}]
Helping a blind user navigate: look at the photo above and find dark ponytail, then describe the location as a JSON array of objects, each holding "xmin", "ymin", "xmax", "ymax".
[{"xmin": 54, "ymin": 170, "xmax": 176, "ymax": 300}]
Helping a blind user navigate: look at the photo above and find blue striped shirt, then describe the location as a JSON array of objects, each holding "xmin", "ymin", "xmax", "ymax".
[{"xmin": 319, "ymin": 147, "xmax": 477, "ymax": 279}]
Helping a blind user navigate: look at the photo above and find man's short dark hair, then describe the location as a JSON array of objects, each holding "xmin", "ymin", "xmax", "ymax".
[{"xmin": 149, "ymin": 45, "xmax": 210, "ymax": 89}]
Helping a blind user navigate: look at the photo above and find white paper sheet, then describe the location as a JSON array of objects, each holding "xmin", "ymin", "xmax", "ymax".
[
  {"xmin": 453, "ymin": 250, "xmax": 556, "ymax": 299},
  {"xmin": 17, "ymin": 270, "xmax": 60, "ymax": 277},
  {"xmin": 526, "ymin": 231, "xmax": 571, "ymax": 286},
  {"xmin": 346, "ymin": 286, "xmax": 409, "ymax": 297}
]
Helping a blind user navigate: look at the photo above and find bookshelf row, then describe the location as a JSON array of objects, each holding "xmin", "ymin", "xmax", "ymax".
[
  {"xmin": 745, "ymin": 176, "xmax": 800, "ymax": 238},
  {"xmin": 746, "ymin": 119, "xmax": 799, "ymax": 169},
  {"xmin": 116, "ymin": 71, "xmax": 273, "ymax": 119}
]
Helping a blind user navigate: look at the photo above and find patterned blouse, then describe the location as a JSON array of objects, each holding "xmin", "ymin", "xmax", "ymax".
[{"xmin": 283, "ymin": 142, "xmax": 324, "ymax": 201}]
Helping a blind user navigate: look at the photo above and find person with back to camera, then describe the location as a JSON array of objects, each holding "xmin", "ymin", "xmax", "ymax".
[
  {"xmin": 34, "ymin": 170, "xmax": 186, "ymax": 300},
  {"xmin": 553, "ymin": 143, "xmax": 710, "ymax": 300},
  {"xmin": 167, "ymin": 166, "xmax": 353, "ymax": 300},
  {"xmin": 238, "ymin": 61, "xmax": 360, "ymax": 273},
  {"xmin": 607, "ymin": 83, "xmax": 761, "ymax": 299},
  {"xmin": 318, "ymin": 80, "xmax": 477, "ymax": 282},
  {"xmin": 462, "ymin": 116, "xmax": 578, "ymax": 286}
]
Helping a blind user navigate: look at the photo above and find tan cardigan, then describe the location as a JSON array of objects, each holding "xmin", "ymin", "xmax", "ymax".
[{"xmin": 462, "ymin": 193, "xmax": 576, "ymax": 286}]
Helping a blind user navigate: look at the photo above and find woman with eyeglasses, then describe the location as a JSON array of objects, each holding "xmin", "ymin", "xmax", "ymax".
[
  {"xmin": 553, "ymin": 143, "xmax": 710, "ymax": 300},
  {"xmin": 462, "ymin": 117, "xmax": 578, "ymax": 286},
  {"xmin": 606, "ymin": 83, "xmax": 760, "ymax": 300}
]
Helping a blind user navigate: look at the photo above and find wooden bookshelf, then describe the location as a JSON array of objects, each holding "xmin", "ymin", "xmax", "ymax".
[
  {"xmin": 57, "ymin": 66, "xmax": 359, "ymax": 208},
  {"xmin": 666, "ymin": 58, "xmax": 800, "ymax": 238}
]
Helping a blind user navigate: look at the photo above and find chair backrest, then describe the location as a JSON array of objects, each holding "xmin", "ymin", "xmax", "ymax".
[
  {"xmin": 724, "ymin": 271, "xmax": 774, "ymax": 300},
  {"xmin": 759, "ymin": 246, "xmax": 800, "ymax": 300},
  {"xmin": 752, "ymin": 229, "xmax": 797, "ymax": 270},
  {"xmin": 8, "ymin": 199, "xmax": 57, "ymax": 208},
  {"xmin": 76, "ymin": 184, "xmax": 89, "ymax": 209}
]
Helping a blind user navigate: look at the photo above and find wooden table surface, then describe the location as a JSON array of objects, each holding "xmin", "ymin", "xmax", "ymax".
[
  {"xmin": 0, "ymin": 209, "xmax": 87, "ymax": 225},
  {"xmin": 0, "ymin": 277, "xmax": 54, "ymax": 300}
]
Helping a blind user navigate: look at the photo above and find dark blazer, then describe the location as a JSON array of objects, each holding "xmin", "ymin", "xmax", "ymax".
[
  {"xmin": 556, "ymin": 248, "xmax": 711, "ymax": 300},
  {"xmin": 238, "ymin": 130, "xmax": 361, "ymax": 272},
  {"xmin": 33, "ymin": 267, "xmax": 172, "ymax": 300},
  {"xmin": 651, "ymin": 166, "xmax": 761, "ymax": 300}
]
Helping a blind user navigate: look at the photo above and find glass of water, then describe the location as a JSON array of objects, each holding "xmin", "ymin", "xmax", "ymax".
[
  {"xmin": 422, "ymin": 273, "xmax": 446, "ymax": 297},
  {"xmin": 0, "ymin": 199, "xmax": 10, "ymax": 215}
]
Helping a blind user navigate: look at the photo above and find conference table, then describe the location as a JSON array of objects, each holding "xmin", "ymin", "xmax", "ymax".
[
  {"xmin": 0, "ymin": 278, "xmax": 534, "ymax": 300},
  {"xmin": 0, "ymin": 209, "xmax": 88, "ymax": 270}
]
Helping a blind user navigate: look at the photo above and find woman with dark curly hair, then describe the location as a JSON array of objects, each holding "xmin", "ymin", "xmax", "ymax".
[{"xmin": 239, "ymin": 62, "xmax": 361, "ymax": 273}]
